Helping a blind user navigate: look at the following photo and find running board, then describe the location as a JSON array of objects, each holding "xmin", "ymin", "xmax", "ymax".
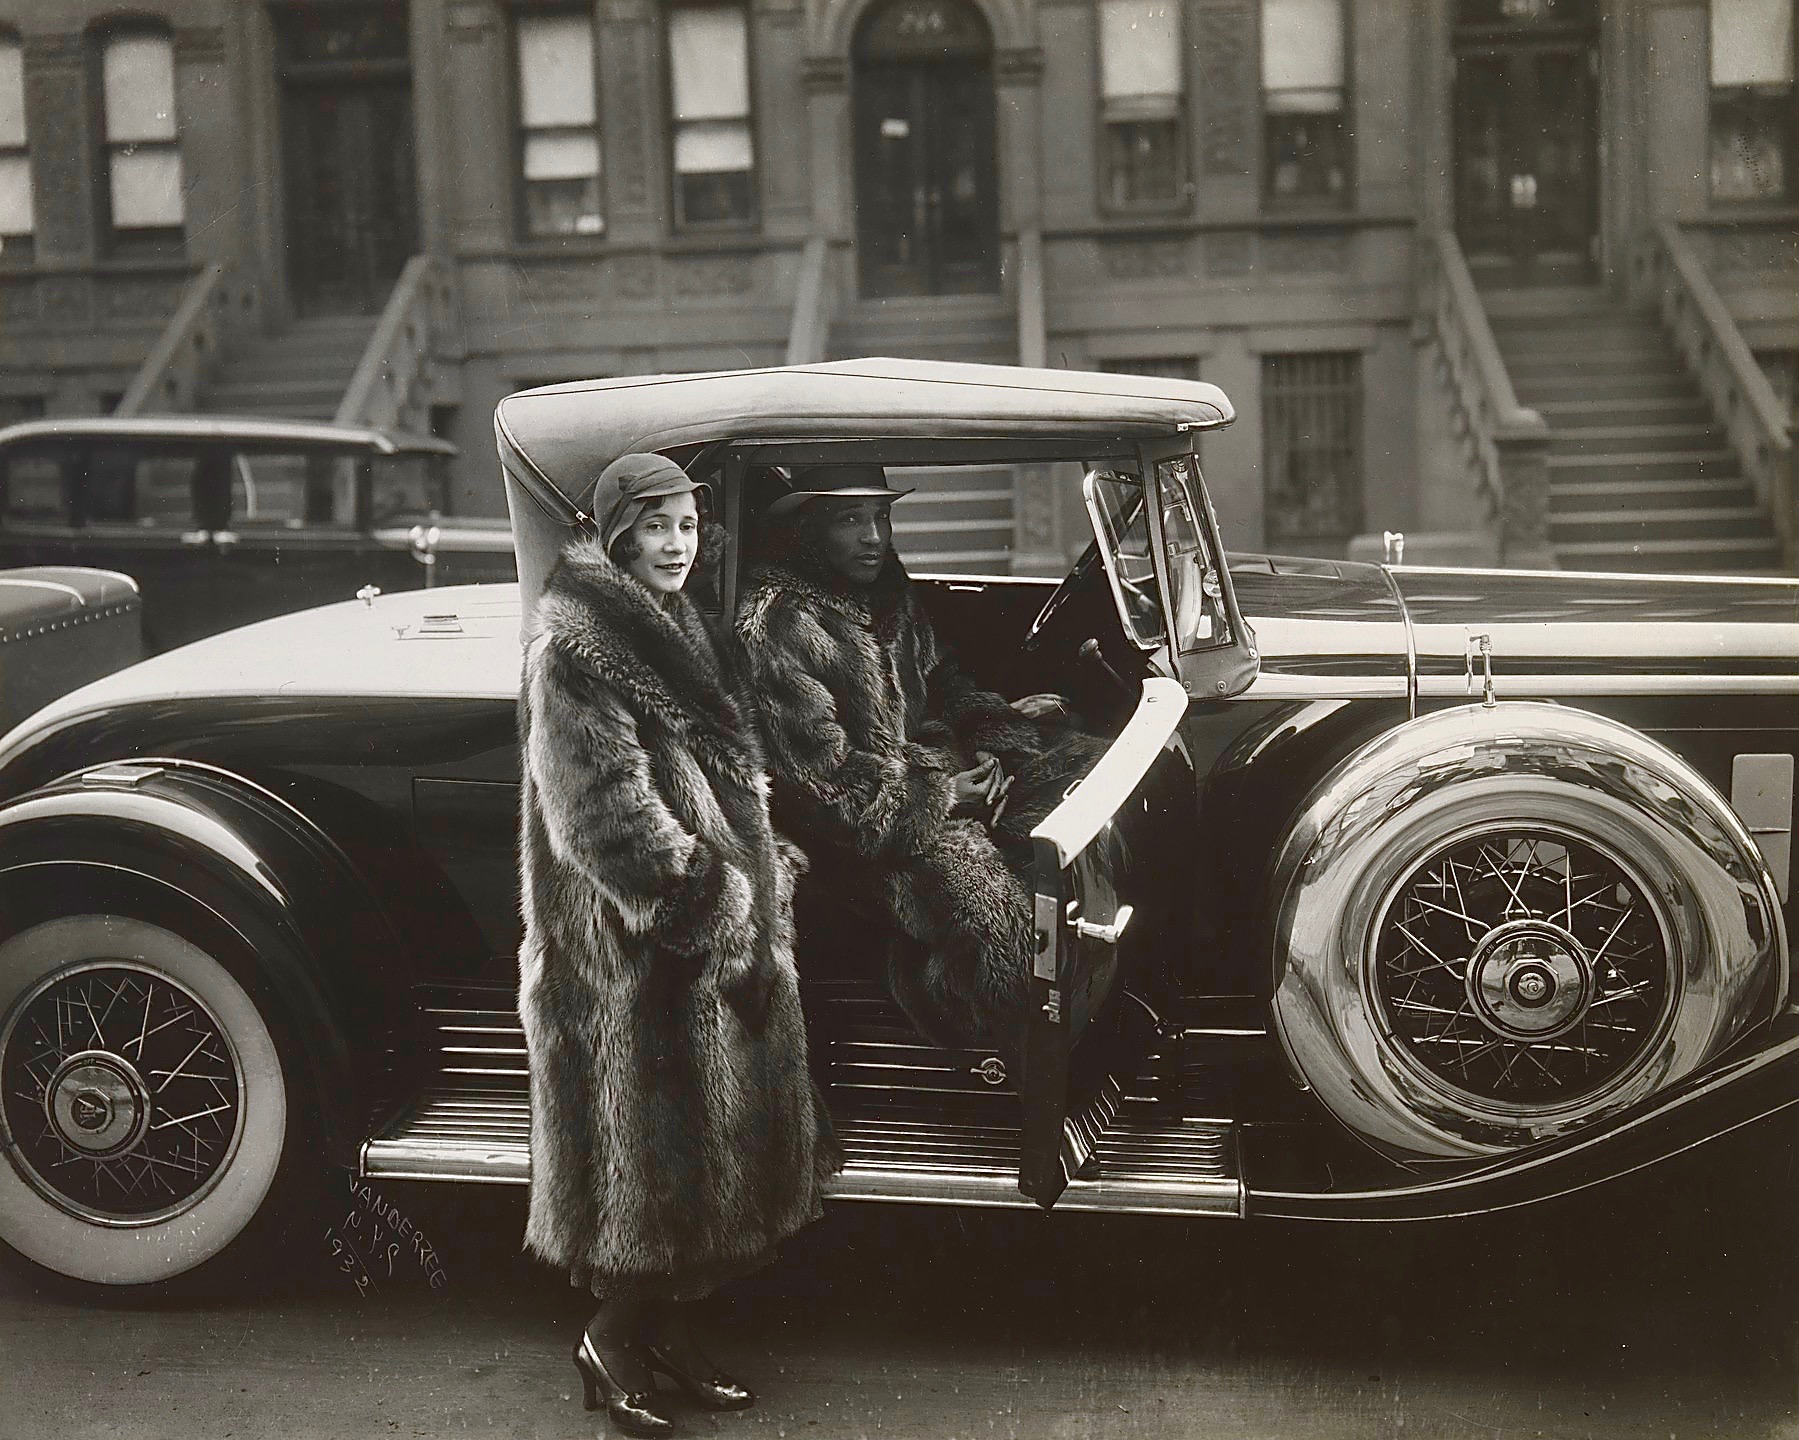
[{"xmin": 361, "ymin": 1094, "xmax": 1242, "ymax": 1217}]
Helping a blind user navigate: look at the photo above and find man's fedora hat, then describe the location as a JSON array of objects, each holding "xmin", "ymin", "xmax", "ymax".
[
  {"xmin": 590, "ymin": 451, "xmax": 710, "ymax": 549},
  {"xmin": 764, "ymin": 463, "xmax": 911, "ymax": 519}
]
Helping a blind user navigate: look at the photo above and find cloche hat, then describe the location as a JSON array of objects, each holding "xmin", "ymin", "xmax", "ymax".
[{"xmin": 590, "ymin": 451, "xmax": 709, "ymax": 549}]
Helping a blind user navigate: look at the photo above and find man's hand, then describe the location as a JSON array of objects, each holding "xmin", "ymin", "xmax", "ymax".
[
  {"xmin": 1011, "ymin": 692, "xmax": 1069, "ymax": 719},
  {"xmin": 951, "ymin": 753, "xmax": 1004, "ymax": 815}
]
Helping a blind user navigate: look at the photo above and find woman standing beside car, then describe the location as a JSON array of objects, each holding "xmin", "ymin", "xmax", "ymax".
[{"xmin": 517, "ymin": 452, "xmax": 837, "ymax": 1437}]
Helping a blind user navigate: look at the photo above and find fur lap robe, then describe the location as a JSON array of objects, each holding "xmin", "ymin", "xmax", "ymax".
[
  {"xmin": 736, "ymin": 534, "xmax": 1107, "ymax": 1054},
  {"xmin": 517, "ymin": 537, "xmax": 836, "ymax": 1299}
]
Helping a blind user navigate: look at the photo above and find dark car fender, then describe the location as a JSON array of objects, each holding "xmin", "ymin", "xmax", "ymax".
[{"xmin": 0, "ymin": 758, "xmax": 418, "ymax": 1167}]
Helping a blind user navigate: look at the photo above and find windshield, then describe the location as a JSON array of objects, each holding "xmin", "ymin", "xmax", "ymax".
[
  {"xmin": 1155, "ymin": 454, "xmax": 1231, "ymax": 650},
  {"xmin": 1085, "ymin": 469, "xmax": 1163, "ymax": 650}
]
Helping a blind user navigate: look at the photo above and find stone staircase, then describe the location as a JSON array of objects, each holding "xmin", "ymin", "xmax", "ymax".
[
  {"xmin": 1488, "ymin": 289, "xmax": 1779, "ymax": 573},
  {"xmin": 828, "ymin": 296, "xmax": 1018, "ymax": 573},
  {"xmin": 198, "ymin": 314, "xmax": 377, "ymax": 422}
]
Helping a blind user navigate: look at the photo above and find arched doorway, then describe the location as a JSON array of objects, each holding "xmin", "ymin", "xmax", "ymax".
[{"xmin": 851, "ymin": 0, "xmax": 1000, "ymax": 298}]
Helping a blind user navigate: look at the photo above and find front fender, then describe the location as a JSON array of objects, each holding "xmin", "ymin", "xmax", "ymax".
[{"xmin": 0, "ymin": 759, "xmax": 417, "ymax": 1165}]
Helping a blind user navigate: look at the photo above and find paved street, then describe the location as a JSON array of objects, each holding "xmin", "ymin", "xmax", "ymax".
[{"xmin": 4, "ymin": 1131, "xmax": 1797, "ymax": 1440}]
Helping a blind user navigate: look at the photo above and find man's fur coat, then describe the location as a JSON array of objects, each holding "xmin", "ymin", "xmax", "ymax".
[
  {"xmin": 518, "ymin": 537, "xmax": 836, "ymax": 1296},
  {"xmin": 737, "ymin": 524, "xmax": 1099, "ymax": 1053}
]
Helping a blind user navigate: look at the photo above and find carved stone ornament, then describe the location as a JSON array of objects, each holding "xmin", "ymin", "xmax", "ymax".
[
  {"xmin": 605, "ymin": 25, "xmax": 651, "ymax": 209},
  {"xmin": 1205, "ymin": 231, "xmax": 1254, "ymax": 275},
  {"xmin": 100, "ymin": 278, "xmax": 182, "ymax": 322},
  {"xmin": 1264, "ymin": 230, "xmax": 1352, "ymax": 274},
  {"xmin": 0, "ymin": 281, "xmax": 39, "ymax": 324},
  {"xmin": 668, "ymin": 255, "xmax": 755, "ymax": 296},
  {"xmin": 614, "ymin": 255, "xmax": 658, "ymax": 299},
  {"xmin": 1195, "ymin": 5, "xmax": 1252, "ymax": 176},
  {"xmin": 518, "ymin": 265, "xmax": 606, "ymax": 305},
  {"xmin": 1101, "ymin": 237, "xmax": 1195, "ymax": 281},
  {"xmin": 40, "ymin": 278, "xmax": 91, "ymax": 324}
]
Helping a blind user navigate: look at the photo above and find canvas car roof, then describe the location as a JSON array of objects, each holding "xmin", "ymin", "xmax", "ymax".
[
  {"xmin": 494, "ymin": 358, "xmax": 1234, "ymax": 522},
  {"xmin": 0, "ymin": 414, "xmax": 458, "ymax": 457}
]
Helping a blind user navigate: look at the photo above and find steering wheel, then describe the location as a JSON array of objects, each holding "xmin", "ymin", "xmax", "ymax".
[{"xmin": 1023, "ymin": 541, "xmax": 1100, "ymax": 651}]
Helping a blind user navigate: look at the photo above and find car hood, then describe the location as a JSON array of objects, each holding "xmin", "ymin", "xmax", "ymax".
[
  {"xmin": 1230, "ymin": 557, "xmax": 1799, "ymax": 701},
  {"xmin": 0, "ymin": 583, "xmax": 525, "ymax": 777}
]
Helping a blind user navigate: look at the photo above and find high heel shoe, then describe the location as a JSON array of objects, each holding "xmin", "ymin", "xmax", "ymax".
[
  {"xmin": 572, "ymin": 1331, "xmax": 675, "ymax": 1437},
  {"xmin": 643, "ymin": 1341, "xmax": 755, "ymax": 1412}
]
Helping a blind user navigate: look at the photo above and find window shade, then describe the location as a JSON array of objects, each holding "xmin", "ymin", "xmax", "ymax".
[
  {"xmin": 1712, "ymin": 0, "xmax": 1795, "ymax": 87},
  {"xmin": 103, "ymin": 32, "xmax": 178, "ymax": 143},
  {"xmin": 1099, "ymin": 0, "xmax": 1181, "ymax": 101},
  {"xmin": 519, "ymin": 15, "xmax": 597, "ymax": 128},
  {"xmin": 0, "ymin": 39, "xmax": 24, "ymax": 149},
  {"xmin": 110, "ymin": 148, "xmax": 184, "ymax": 227},
  {"xmin": 0, "ymin": 156, "xmax": 31, "ymax": 235},
  {"xmin": 524, "ymin": 132, "xmax": 601, "ymax": 180},
  {"xmin": 670, "ymin": 6, "xmax": 750, "ymax": 121},
  {"xmin": 674, "ymin": 120, "xmax": 753, "ymax": 174},
  {"xmin": 1263, "ymin": 0, "xmax": 1345, "ymax": 105}
]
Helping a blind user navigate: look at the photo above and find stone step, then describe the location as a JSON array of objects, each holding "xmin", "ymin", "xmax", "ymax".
[
  {"xmin": 1548, "ymin": 423, "xmax": 1726, "ymax": 457},
  {"xmin": 1504, "ymin": 351, "xmax": 1687, "ymax": 381},
  {"xmin": 1534, "ymin": 396, "xmax": 1715, "ymax": 429},
  {"xmin": 1514, "ymin": 371, "xmax": 1704, "ymax": 403},
  {"xmin": 1550, "ymin": 505, "xmax": 1769, "ymax": 543},
  {"xmin": 1545, "ymin": 449, "xmax": 1740, "ymax": 484},
  {"xmin": 1548, "ymin": 476, "xmax": 1759, "ymax": 513},
  {"xmin": 206, "ymin": 376, "xmax": 347, "ymax": 407},
  {"xmin": 1555, "ymin": 534, "xmax": 1784, "ymax": 572}
]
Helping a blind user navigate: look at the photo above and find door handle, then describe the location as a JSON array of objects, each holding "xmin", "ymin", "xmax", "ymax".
[
  {"xmin": 1073, "ymin": 904, "xmax": 1134, "ymax": 946},
  {"xmin": 179, "ymin": 529, "xmax": 212, "ymax": 547}
]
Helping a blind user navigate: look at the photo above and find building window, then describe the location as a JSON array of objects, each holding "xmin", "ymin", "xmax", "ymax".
[
  {"xmin": 1098, "ymin": 0, "xmax": 1185, "ymax": 210},
  {"xmin": 516, "ymin": 11, "xmax": 603, "ymax": 237},
  {"xmin": 1262, "ymin": 0, "xmax": 1350, "ymax": 206},
  {"xmin": 1711, "ymin": 0, "xmax": 1795, "ymax": 202},
  {"xmin": 0, "ymin": 33, "xmax": 31, "ymax": 264},
  {"xmin": 668, "ymin": 3, "xmax": 756, "ymax": 227},
  {"xmin": 96, "ymin": 26, "xmax": 185, "ymax": 255},
  {"xmin": 1263, "ymin": 352, "xmax": 1363, "ymax": 548}
]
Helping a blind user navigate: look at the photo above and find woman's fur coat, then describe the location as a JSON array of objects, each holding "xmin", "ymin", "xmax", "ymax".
[
  {"xmin": 517, "ymin": 537, "xmax": 836, "ymax": 1294},
  {"xmin": 736, "ymin": 525, "xmax": 1102, "ymax": 1053}
]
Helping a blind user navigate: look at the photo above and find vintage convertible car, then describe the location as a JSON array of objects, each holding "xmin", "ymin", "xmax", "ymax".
[{"xmin": 1, "ymin": 359, "xmax": 1796, "ymax": 1291}]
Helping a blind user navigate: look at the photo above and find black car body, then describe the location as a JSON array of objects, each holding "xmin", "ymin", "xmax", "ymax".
[
  {"xmin": 0, "ymin": 415, "xmax": 514, "ymax": 650},
  {"xmin": 0, "ymin": 360, "xmax": 1794, "ymax": 1290}
]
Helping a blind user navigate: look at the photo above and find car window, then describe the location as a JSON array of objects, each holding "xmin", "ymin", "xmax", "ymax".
[
  {"xmin": 370, "ymin": 453, "xmax": 449, "ymax": 525},
  {"xmin": 1155, "ymin": 455, "xmax": 1231, "ymax": 651},
  {"xmin": 0, "ymin": 448, "xmax": 73, "ymax": 525},
  {"xmin": 230, "ymin": 450, "xmax": 359, "ymax": 529},
  {"xmin": 1084, "ymin": 469, "xmax": 1164, "ymax": 650},
  {"xmin": 84, "ymin": 446, "xmax": 202, "ymax": 529}
]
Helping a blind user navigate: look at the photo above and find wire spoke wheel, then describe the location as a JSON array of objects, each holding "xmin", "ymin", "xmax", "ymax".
[
  {"xmin": 1, "ymin": 963, "xmax": 245, "ymax": 1224},
  {"xmin": 1372, "ymin": 828, "xmax": 1672, "ymax": 1107}
]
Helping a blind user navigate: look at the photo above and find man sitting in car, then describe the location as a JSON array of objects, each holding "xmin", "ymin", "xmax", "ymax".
[{"xmin": 735, "ymin": 464, "xmax": 1100, "ymax": 1062}]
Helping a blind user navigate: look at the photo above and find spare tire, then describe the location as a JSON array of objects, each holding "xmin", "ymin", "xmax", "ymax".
[{"xmin": 1269, "ymin": 701, "xmax": 1786, "ymax": 1161}]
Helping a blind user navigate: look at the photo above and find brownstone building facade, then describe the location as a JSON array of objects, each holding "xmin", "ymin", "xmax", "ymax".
[{"xmin": 0, "ymin": 0, "xmax": 1794, "ymax": 571}]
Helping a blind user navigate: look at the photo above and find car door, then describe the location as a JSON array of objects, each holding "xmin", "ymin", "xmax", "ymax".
[{"xmin": 1018, "ymin": 440, "xmax": 1256, "ymax": 1207}]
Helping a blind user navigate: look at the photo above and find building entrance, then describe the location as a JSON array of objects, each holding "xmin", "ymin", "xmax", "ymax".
[
  {"xmin": 1452, "ymin": 0, "xmax": 1598, "ymax": 286},
  {"xmin": 274, "ymin": 2, "xmax": 420, "ymax": 316},
  {"xmin": 852, "ymin": 0, "xmax": 1000, "ymax": 298}
]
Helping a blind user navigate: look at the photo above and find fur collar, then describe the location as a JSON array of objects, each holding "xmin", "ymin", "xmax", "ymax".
[
  {"xmin": 538, "ymin": 536, "xmax": 758, "ymax": 772},
  {"xmin": 743, "ymin": 520, "xmax": 914, "ymax": 641}
]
